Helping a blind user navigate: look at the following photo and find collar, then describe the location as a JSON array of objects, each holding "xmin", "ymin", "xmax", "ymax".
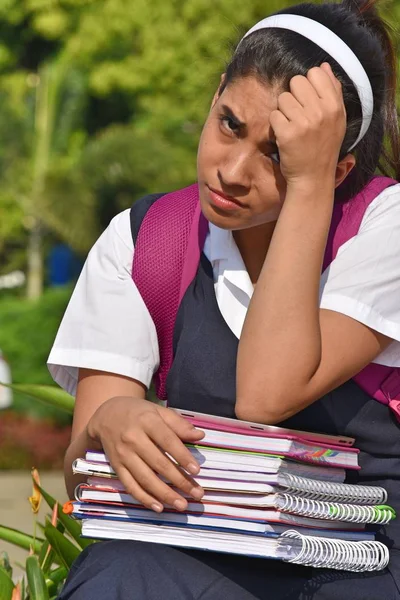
[{"xmin": 207, "ymin": 223, "xmax": 254, "ymax": 300}]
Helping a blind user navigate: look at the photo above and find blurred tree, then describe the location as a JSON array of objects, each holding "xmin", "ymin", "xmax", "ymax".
[{"xmin": 0, "ymin": 0, "xmax": 398, "ymax": 291}]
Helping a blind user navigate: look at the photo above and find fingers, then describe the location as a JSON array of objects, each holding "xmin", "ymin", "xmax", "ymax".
[
  {"xmin": 149, "ymin": 424, "xmax": 203, "ymax": 477},
  {"xmin": 306, "ymin": 64, "xmax": 343, "ymax": 101},
  {"xmin": 116, "ymin": 464, "xmax": 165, "ymax": 513},
  {"xmin": 111, "ymin": 440, "xmax": 203, "ymax": 512},
  {"xmin": 121, "ymin": 453, "xmax": 201, "ymax": 510},
  {"xmin": 319, "ymin": 62, "xmax": 343, "ymax": 95},
  {"xmin": 160, "ymin": 407, "xmax": 205, "ymax": 443},
  {"xmin": 277, "ymin": 91, "xmax": 306, "ymax": 123},
  {"xmin": 134, "ymin": 434, "xmax": 204, "ymax": 498}
]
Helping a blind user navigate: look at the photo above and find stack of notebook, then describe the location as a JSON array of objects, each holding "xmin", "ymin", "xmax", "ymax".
[{"xmin": 64, "ymin": 409, "xmax": 396, "ymax": 572}]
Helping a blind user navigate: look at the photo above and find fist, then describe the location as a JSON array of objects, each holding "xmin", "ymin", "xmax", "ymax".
[{"xmin": 270, "ymin": 62, "xmax": 347, "ymax": 187}]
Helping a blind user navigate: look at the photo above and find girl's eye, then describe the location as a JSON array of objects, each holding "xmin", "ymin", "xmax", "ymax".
[
  {"xmin": 219, "ymin": 115, "xmax": 239, "ymax": 134},
  {"xmin": 270, "ymin": 151, "xmax": 280, "ymax": 164}
]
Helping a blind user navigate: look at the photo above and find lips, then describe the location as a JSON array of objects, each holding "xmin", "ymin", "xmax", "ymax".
[{"xmin": 206, "ymin": 185, "xmax": 245, "ymax": 208}]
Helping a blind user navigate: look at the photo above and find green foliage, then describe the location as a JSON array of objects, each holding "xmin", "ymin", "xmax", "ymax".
[
  {"xmin": 0, "ymin": 471, "xmax": 95, "ymax": 600},
  {"xmin": 0, "ymin": 0, "xmax": 399, "ymax": 278},
  {"xmin": 26, "ymin": 555, "xmax": 50, "ymax": 600},
  {"xmin": 7, "ymin": 384, "xmax": 75, "ymax": 414},
  {"xmin": 0, "ymin": 286, "xmax": 72, "ymax": 422}
]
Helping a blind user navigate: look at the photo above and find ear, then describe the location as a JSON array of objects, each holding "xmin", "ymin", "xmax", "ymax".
[
  {"xmin": 211, "ymin": 73, "xmax": 226, "ymax": 109},
  {"xmin": 334, "ymin": 153, "xmax": 356, "ymax": 188}
]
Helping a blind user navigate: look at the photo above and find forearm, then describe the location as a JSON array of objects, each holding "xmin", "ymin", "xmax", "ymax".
[
  {"xmin": 236, "ymin": 179, "xmax": 335, "ymax": 422},
  {"xmin": 64, "ymin": 426, "xmax": 102, "ymax": 500}
]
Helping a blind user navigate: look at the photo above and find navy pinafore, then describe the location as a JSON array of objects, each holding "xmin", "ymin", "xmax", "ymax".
[{"xmin": 58, "ymin": 194, "xmax": 400, "ymax": 600}]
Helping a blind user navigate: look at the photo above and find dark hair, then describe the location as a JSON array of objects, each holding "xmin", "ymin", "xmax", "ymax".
[{"xmin": 222, "ymin": 0, "xmax": 400, "ymax": 201}]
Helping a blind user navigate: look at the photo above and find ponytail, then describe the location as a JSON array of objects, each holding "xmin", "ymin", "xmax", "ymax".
[{"xmin": 343, "ymin": 0, "xmax": 400, "ymax": 181}]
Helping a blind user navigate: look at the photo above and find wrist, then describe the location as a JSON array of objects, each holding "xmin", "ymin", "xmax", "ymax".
[{"xmin": 286, "ymin": 175, "xmax": 336, "ymax": 197}]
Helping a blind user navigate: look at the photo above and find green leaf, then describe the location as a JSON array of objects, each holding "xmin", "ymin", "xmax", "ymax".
[
  {"xmin": 26, "ymin": 555, "xmax": 50, "ymax": 600},
  {"xmin": 35, "ymin": 481, "xmax": 92, "ymax": 549},
  {"xmin": 0, "ymin": 551, "xmax": 12, "ymax": 577},
  {"xmin": 2, "ymin": 383, "xmax": 74, "ymax": 413},
  {"xmin": 44, "ymin": 523, "xmax": 80, "ymax": 570},
  {"xmin": 45, "ymin": 566, "xmax": 68, "ymax": 597},
  {"xmin": 0, "ymin": 525, "xmax": 43, "ymax": 553},
  {"xmin": 40, "ymin": 517, "xmax": 65, "ymax": 573},
  {"xmin": 38, "ymin": 522, "xmax": 65, "ymax": 575},
  {"xmin": 0, "ymin": 566, "xmax": 14, "ymax": 599}
]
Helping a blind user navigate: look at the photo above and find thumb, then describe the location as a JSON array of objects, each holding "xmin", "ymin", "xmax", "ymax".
[{"xmin": 159, "ymin": 407, "xmax": 205, "ymax": 441}]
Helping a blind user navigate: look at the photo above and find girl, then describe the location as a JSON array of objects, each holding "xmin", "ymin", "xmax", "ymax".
[{"xmin": 49, "ymin": 0, "xmax": 400, "ymax": 598}]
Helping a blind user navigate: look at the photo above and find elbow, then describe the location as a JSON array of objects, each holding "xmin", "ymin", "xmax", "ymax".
[{"xmin": 235, "ymin": 393, "xmax": 296, "ymax": 425}]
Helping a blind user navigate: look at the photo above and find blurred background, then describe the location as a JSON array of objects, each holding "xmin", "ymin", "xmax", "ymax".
[{"xmin": 0, "ymin": 0, "xmax": 399, "ymax": 575}]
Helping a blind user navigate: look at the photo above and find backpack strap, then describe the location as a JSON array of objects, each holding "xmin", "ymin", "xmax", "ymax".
[
  {"xmin": 132, "ymin": 184, "xmax": 208, "ymax": 401},
  {"xmin": 323, "ymin": 175, "xmax": 400, "ymax": 422},
  {"xmin": 133, "ymin": 177, "xmax": 400, "ymax": 421}
]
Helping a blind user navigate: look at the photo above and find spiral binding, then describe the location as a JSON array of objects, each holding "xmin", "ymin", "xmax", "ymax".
[
  {"xmin": 276, "ymin": 494, "xmax": 395, "ymax": 524},
  {"xmin": 279, "ymin": 473, "xmax": 387, "ymax": 504},
  {"xmin": 280, "ymin": 530, "xmax": 390, "ymax": 572}
]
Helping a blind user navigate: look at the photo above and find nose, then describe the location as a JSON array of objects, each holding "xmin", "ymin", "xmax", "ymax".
[{"xmin": 218, "ymin": 148, "xmax": 251, "ymax": 192}]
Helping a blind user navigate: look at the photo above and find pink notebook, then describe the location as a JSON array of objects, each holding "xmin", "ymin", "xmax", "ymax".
[
  {"xmin": 174, "ymin": 410, "xmax": 359, "ymax": 469},
  {"xmin": 174, "ymin": 409, "xmax": 355, "ymax": 447}
]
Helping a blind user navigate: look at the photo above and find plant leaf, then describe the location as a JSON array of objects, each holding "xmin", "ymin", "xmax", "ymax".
[
  {"xmin": 35, "ymin": 481, "xmax": 92, "ymax": 549},
  {"xmin": 26, "ymin": 555, "xmax": 50, "ymax": 600},
  {"xmin": 0, "ymin": 551, "xmax": 12, "ymax": 577},
  {"xmin": 0, "ymin": 565, "xmax": 15, "ymax": 599},
  {"xmin": 40, "ymin": 505, "xmax": 65, "ymax": 573},
  {"xmin": 0, "ymin": 526, "xmax": 43, "ymax": 553},
  {"xmin": 45, "ymin": 566, "xmax": 68, "ymax": 597},
  {"xmin": 46, "ymin": 565, "xmax": 68, "ymax": 585},
  {"xmin": 44, "ymin": 522, "xmax": 80, "ymax": 570},
  {"xmin": 3, "ymin": 383, "xmax": 74, "ymax": 413}
]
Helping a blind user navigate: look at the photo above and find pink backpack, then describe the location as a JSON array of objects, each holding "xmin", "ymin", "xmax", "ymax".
[{"xmin": 132, "ymin": 176, "xmax": 400, "ymax": 422}]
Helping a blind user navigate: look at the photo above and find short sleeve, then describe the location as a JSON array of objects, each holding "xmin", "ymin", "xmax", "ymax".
[
  {"xmin": 320, "ymin": 183, "xmax": 400, "ymax": 367},
  {"xmin": 47, "ymin": 209, "xmax": 159, "ymax": 396}
]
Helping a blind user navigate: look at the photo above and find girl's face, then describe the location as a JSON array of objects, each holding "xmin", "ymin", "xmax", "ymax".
[{"xmin": 197, "ymin": 76, "xmax": 287, "ymax": 231}]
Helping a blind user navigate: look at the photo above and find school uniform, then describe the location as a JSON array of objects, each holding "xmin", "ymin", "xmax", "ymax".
[{"xmin": 49, "ymin": 184, "xmax": 400, "ymax": 599}]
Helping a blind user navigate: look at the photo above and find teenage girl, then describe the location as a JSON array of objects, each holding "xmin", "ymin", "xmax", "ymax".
[{"xmin": 49, "ymin": 1, "xmax": 400, "ymax": 597}]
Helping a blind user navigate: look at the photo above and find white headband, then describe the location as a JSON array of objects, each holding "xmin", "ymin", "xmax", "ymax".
[{"xmin": 240, "ymin": 14, "xmax": 373, "ymax": 151}]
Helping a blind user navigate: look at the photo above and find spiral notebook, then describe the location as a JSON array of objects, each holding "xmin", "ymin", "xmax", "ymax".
[
  {"xmin": 74, "ymin": 484, "xmax": 395, "ymax": 525},
  {"xmin": 81, "ymin": 447, "xmax": 347, "ymax": 482},
  {"xmin": 78, "ymin": 518, "xmax": 389, "ymax": 572},
  {"xmin": 65, "ymin": 501, "xmax": 375, "ymax": 541},
  {"xmin": 81, "ymin": 468, "xmax": 387, "ymax": 505}
]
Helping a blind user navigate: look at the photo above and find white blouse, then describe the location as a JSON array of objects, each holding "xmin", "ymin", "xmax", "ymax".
[{"xmin": 48, "ymin": 184, "xmax": 400, "ymax": 397}]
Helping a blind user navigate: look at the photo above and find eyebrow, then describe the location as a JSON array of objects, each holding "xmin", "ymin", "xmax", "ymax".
[
  {"xmin": 220, "ymin": 104, "xmax": 278, "ymax": 149},
  {"xmin": 221, "ymin": 104, "xmax": 246, "ymax": 128}
]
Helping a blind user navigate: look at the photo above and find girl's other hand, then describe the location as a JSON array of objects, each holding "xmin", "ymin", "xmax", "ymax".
[
  {"xmin": 269, "ymin": 62, "xmax": 347, "ymax": 189},
  {"xmin": 87, "ymin": 396, "xmax": 205, "ymax": 513}
]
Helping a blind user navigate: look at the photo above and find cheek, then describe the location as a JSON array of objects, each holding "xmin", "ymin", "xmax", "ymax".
[
  {"xmin": 197, "ymin": 121, "xmax": 225, "ymax": 175},
  {"xmin": 253, "ymin": 164, "xmax": 287, "ymax": 213}
]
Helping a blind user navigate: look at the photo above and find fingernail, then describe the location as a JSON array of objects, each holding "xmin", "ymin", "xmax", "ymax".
[
  {"xmin": 191, "ymin": 487, "xmax": 204, "ymax": 500},
  {"xmin": 151, "ymin": 503, "xmax": 163, "ymax": 513},
  {"xmin": 187, "ymin": 462, "xmax": 199, "ymax": 475},
  {"xmin": 173, "ymin": 499, "xmax": 187, "ymax": 511}
]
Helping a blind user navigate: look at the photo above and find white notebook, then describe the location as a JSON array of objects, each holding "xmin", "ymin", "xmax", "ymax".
[
  {"xmin": 75, "ymin": 485, "xmax": 366, "ymax": 530},
  {"xmin": 80, "ymin": 519, "xmax": 389, "ymax": 572},
  {"xmin": 75, "ymin": 486, "xmax": 394, "ymax": 525},
  {"xmin": 69, "ymin": 501, "xmax": 375, "ymax": 541},
  {"xmin": 82, "ymin": 469, "xmax": 387, "ymax": 505},
  {"xmin": 82, "ymin": 448, "xmax": 346, "ymax": 482}
]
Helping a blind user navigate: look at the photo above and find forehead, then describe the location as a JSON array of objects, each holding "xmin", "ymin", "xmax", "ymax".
[{"xmin": 218, "ymin": 76, "xmax": 279, "ymax": 124}]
